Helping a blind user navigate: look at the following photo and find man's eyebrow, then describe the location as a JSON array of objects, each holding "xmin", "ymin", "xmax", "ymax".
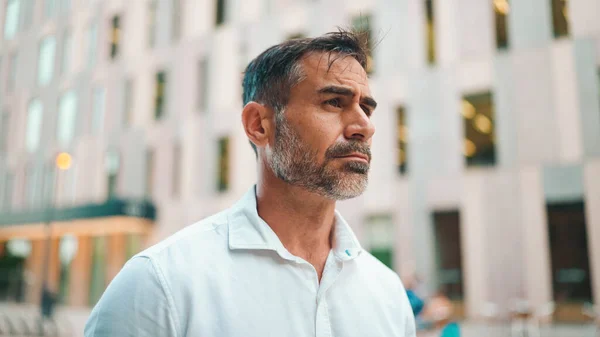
[{"xmin": 317, "ymin": 85, "xmax": 378, "ymax": 109}]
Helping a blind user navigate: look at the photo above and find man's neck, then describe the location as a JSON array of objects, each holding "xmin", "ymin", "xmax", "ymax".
[{"xmin": 255, "ymin": 171, "xmax": 336, "ymax": 280}]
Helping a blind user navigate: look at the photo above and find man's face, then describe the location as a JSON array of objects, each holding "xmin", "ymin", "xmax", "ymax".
[{"xmin": 266, "ymin": 52, "xmax": 376, "ymax": 200}]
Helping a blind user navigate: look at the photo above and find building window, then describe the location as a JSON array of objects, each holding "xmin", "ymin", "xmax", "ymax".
[
  {"xmin": 59, "ymin": 0, "xmax": 71, "ymax": 13},
  {"xmin": 172, "ymin": 143, "xmax": 181, "ymax": 198},
  {"xmin": 4, "ymin": 0, "xmax": 21, "ymax": 40},
  {"xmin": 397, "ymin": 106, "xmax": 408, "ymax": 175},
  {"xmin": 26, "ymin": 99, "xmax": 43, "ymax": 153},
  {"xmin": 57, "ymin": 90, "xmax": 78, "ymax": 147},
  {"xmin": 215, "ymin": 0, "xmax": 226, "ymax": 26},
  {"xmin": 148, "ymin": 0, "xmax": 157, "ymax": 47},
  {"xmin": 145, "ymin": 149, "xmax": 155, "ymax": 198},
  {"xmin": 462, "ymin": 92, "xmax": 496, "ymax": 167},
  {"xmin": 433, "ymin": 210, "xmax": 464, "ymax": 300},
  {"xmin": 551, "ymin": 0, "xmax": 569, "ymax": 38},
  {"xmin": 154, "ymin": 71, "xmax": 167, "ymax": 120},
  {"xmin": 197, "ymin": 58, "xmax": 208, "ymax": 112},
  {"xmin": 60, "ymin": 30, "xmax": 72, "ymax": 75},
  {"xmin": 91, "ymin": 86, "xmax": 106, "ymax": 134},
  {"xmin": 351, "ymin": 15, "xmax": 373, "ymax": 73},
  {"xmin": 86, "ymin": 22, "xmax": 98, "ymax": 68},
  {"xmin": 25, "ymin": 165, "xmax": 43, "ymax": 209},
  {"xmin": 7, "ymin": 52, "xmax": 17, "ymax": 91},
  {"xmin": 547, "ymin": 201, "xmax": 592, "ymax": 322},
  {"xmin": 123, "ymin": 78, "xmax": 134, "ymax": 126},
  {"xmin": 365, "ymin": 214, "xmax": 395, "ymax": 269},
  {"xmin": 44, "ymin": 0, "xmax": 57, "ymax": 18},
  {"xmin": 105, "ymin": 150, "xmax": 120, "ymax": 198},
  {"xmin": 110, "ymin": 15, "xmax": 121, "ymax": 60},
  {"xmin": 0, "ymin": 111, "xmax": 9, "ymax": 153},
  {"xmin": 1, "ymin": 172, "xmax": 14, "ymax": 211},
  {"xmin": 21, "ymin": 0, "xmax": 34, "ymax": 30},
  {"xmin": 37, "ymin": 36, "xmax": 57, "ymax": 86},
  {"xmin": 172, "ymin": 0, "xmax": 182, "ymax": 41},
  {"xmin": 88, "ymin": 236, "xmax": 106, "ymax": 306},
  {"xmin": 217, "ymin": 137, "xmax": 229, "ymax": 192},
  {"xmin": 493, "ymin": 0, "xmax": 510, "ymax": 49},
  {"xmin": 425, "ymin": 0, "xmax": 436, "ymax": 65}
]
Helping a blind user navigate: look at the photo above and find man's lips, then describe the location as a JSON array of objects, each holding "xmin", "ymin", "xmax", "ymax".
[{"xmin": 335, "ymin": 153, "xmax": 370, "ymax": 163}]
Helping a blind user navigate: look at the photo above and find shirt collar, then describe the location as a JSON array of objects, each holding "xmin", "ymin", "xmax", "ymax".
[{"xmin": 228, "ymin": 185, "xmax": 363, "ymax": 261}]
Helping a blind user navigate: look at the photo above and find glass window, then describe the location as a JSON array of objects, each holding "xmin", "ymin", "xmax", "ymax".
[
  {"xmin": 148, "ymin": 0, "xmax": 157, "ymax": 48},
  {"xmin": 25, "ymin": 165, "xmax": 42, "ymax": 208},
  {"xmin": 365, "ymin": 214, "xmax": 395, "ymax": 269},
  {"xmin": 91, "ymin": 86, "xmax": 106, "ymax": 134},
  {"xmin": 26, "ymin": 99, "xmax": 43, "ymax": 153},
  {"xmin": 57, "ymin": 90, "xmax": 78, "ymax": 147},
  {"xmin": 105, "ymin": 149, "xmax": 120, "ymax": 198},
  {"xmin": 86, "ymin": 22, "xmax": 98, "ymax": 68},
  {"xmin": 172, "ymin": 143, "xmax": 181, "ymax": 198},
  {"xmin": 433, "ymin": 210, "xmax": 464, "ymax": 300},
  {"xmin": 44, "ymin": 0, "xmax": 57, "ymax": 18},
  {"xmin": 462, "ymin": 92, "xmax": 496, "ymax": 167},
  {"xmin": 0, "ymin": 111, "xmax": 9, "ymax": 153},
  {"xmin": 60, "ymin": 30, "xmax": 72, "ymax": 75},
  {"xmin": 1, "ymin": 172, "xmax": 14, "ymax": 211},
  {"xmin": 21, "ymin": 0, "xmax": 34, "ymax": 30},
  {"xmin": 397, "ymin": 106, "xmax": 408, "ymax": 175},
  {"xmin": 154, "ymin": 71, "xmax": 167, "ymax": 120},
  {"xmin": 351, "ymin": 15, "xmax": 373, "ymax": 73},
  {"xmin": 59, "ymin": 0, "xmax": 71, "ymax": 12},
  {"xmin": 7, "ymin": 52, "xmax": 17, "ymax": 91},
  {"xmin": 494, "ymin": 0, "xmax": 510, "ymax": 49},
  {"xmin": 123, "ymin": 78, "xmax": 134, "ymax": 126},
  {"xmin": 38, "ymin": 36, "xmax": 57, "ymax": 86},
  {"xmin": 425, "ymin": 0, "xmax": 435, "ymax": 65},
  {"xmin": 4, "ymin": 0, "xmax": 21, "ymax": 40},
  {"xmin": 217, "ymin": 137, "xmax": 229, "ymax": 192},
  {"xmin": 551, "ymin": 0, "xmax": 569, "ymax": 38},
  {"xmin": 215, "ymin": 0, "xmax": 226, "ymax": 26},
  {"xmin": 197, "ymin": 58, "xmax": 208, "ymax": 112},
  {"xmin": 145, "ymin": 149, "xmax": 154, "ymax": 198},
  {"xmin": 172, "ymin": 0, "xmax": 182, "ymax": 41},
  {"xmin": 110, "ymin": 15, "xmax": 120, "ymax": 60},
  {"xmin": 547, "ymin": 201, "xmax": 592, "ymax": 321}
]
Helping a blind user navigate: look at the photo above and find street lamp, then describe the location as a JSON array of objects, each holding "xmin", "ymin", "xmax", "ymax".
[{"xmin": 40, "ymin": 152, "xmax": 73, "ymax": 328}]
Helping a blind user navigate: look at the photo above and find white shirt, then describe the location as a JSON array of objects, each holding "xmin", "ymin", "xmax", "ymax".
[{"xmin": 85, "ymin": 186, "xmax": 416, "ymax": 337}]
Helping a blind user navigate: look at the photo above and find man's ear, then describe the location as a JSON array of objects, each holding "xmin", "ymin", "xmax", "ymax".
[{"xmin": 242, "ymin": 101, "xmax": 273, "ymax": 151}]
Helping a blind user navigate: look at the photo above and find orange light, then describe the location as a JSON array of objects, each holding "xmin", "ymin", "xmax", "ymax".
[{"xmin": 56, "ymin": 152, "xmax": 72, "ymax": 170}]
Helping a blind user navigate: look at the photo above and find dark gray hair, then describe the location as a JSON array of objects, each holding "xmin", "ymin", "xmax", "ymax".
[{"xmin": 242, "ymin": 29, "xmax": 370, "ymax": 154}]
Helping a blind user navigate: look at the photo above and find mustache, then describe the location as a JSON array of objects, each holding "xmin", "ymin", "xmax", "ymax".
[{"xmin": 325, "ymin": 141, "xmax": 372, "ymax": 162}]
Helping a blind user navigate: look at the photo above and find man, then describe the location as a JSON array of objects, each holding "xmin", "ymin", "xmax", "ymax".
[{"xmin": 85, "ymin": 30, "xmax": 416, "ymax": 337}]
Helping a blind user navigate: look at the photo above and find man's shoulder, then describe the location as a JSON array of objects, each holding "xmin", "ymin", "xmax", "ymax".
[
  {"xmin": 137, "ymin": 208, "xmax": 232, "ymax": 264},
  {"xmin": 356, "ymin": 251, "xmax": 406, "ymax": 290}
]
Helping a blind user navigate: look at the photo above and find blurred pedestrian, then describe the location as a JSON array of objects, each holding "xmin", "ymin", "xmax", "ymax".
[{"xmin": 84, "ymin": 30, "xmax": 416, "ymax": 337}]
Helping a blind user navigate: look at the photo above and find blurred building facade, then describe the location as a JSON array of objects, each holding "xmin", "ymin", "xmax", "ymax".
[{"xmin": 0, "ymin": 0, "xmax": 599, "ymax": 325}]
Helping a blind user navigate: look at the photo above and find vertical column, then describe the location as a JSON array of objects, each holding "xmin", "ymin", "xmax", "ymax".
[
  {"xmin": 461, "ymin": 172, "xmax": 488, "ymax": 318},
  {"xmin": 25, "ymin": 239, "xmax": 44, "ymax": 304},
  {"xmin": 520, "ymin": 167, "xmax": 553, "ymax": 309},
  {"xmin": 68, "ymin": 235, "xmax": 92, "ymax": 307},
  {"xmin": 105, "ymin": 233, "xmax": 127, "ymax": 285},
  {"xmin": 584, "ymin": 160, "xmax": 600, "ymax": 305}
]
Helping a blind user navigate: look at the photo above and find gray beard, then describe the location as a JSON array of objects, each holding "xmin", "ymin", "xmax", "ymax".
[{"xmin": 268, "ymin": 114, "xmax": 369, "ymax": 200}]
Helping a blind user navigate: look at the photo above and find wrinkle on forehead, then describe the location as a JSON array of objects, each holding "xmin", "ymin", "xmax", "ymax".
[{"xmin": 302, "ymin": 52, "xmax": 370, "ymax": 90}]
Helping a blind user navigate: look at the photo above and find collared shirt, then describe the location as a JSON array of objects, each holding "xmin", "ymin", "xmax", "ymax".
[{"xmin": 85, "ymin": 186, "xmax": 416, "ymax": 337}]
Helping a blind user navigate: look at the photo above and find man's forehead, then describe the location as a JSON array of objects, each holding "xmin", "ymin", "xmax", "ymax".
[{"xmin": 300, "ymin": 52, "xmax": 370, "ymax": 89}]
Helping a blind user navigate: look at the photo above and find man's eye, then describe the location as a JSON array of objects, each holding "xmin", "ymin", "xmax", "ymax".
[
  {"xmin": 361, "ymin": 105, "xmax": 372, "ymax": 116},
  {"xmin": 325, "ymin": 98, "xmax": 342, "ymax": 108}
]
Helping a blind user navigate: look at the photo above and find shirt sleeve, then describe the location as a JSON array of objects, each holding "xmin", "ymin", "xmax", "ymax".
[{"xmin": 84, "ymin": 256, "xmax": 179, "ymax": 337}]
